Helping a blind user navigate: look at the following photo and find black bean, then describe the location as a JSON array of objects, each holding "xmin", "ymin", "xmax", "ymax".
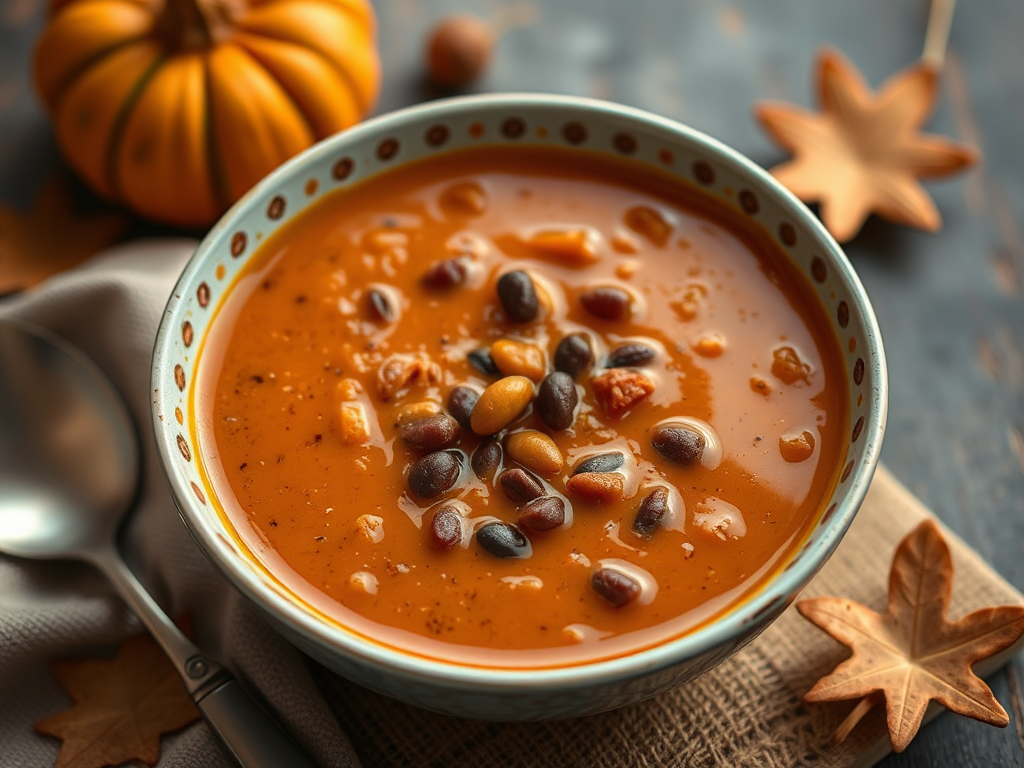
[
  {"xmin": 429, "ymin": 505, "xmax": 463, "ymax": 550},
  {"xmin": 422, "ymin": 258, "xmax": 468, "ymax": 288},
  {"xmin": 402, "ymin": 413, "xmax": 460, "ymax": 450},
  {"xmin": 471, "ymin": 438, "xmax": 502, "ymax": 479},
  {"xmin": 468, "ymin": 348, "xmax": 500, "ymax": 377},
  {"xmin": 571, "ymin": 452, "xmax": 625, "ymax": 476},
  {"xmin": 651, "ymin": 423, "xmax": 706, "ymax": 466},
  {"xmin": 632, "ymin": 487, "xmax": 669, "ymax": 537},
  {"xmin": 476, "ymin": 522, "xmax": 531, "ymax": 558},
  {"xmin": 518, "ymin": 496, "xmax": 565, "ymax": 532},
  {"xmin": 408, "ymin": 450, "xmax": 463, "ymax": 498},
  {"xmin": 447, "ymin": 386, "xmax": 479, "ymax": 430},
  {"xmin": 367, "ymin": 288, "xmax": 393, "ymax": 321},
  {"xmin": 591, "ymin": 568, "xmax": 641, "ymax": 607},
  {"xmin": 580, "ymin": 287, "xmax": 631, "ymax": 321},
  {"xmin": 553, "ymin": 333, "xmax": 593, "ymax": 378},
  {"xmin": 537, "ymin": 372, "xmax": 578, "ymax": 431},
  {"xmin": 497, "ymin": 270, "xmax": 538, "ymax": 323},
  {"xmin": 607, "ymin": 342, "xmax": 655, "ymax": 368},
  {"xmin": 498, "ymin": 467, "xmax": 544, "ymax": 504}
]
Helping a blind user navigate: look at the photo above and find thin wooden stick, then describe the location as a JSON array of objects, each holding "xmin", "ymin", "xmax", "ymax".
[
  {"xmin": 832, "ymin": 694, "xmax": 880, "ymax": 746},
  {"xmin": 922, "ymin": 0, "xmax": 957, "ymax": 70}
]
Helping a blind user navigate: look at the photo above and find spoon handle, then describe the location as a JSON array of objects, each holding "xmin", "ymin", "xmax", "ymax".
[{"xmin": 93, "ymin": 549, "xmax": 319, "ymax": 768}]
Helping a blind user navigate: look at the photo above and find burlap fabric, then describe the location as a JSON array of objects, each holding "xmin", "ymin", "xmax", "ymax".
[{"xmin": 315, "ymin": 467, "xmax": 1024, "ymax": 768}]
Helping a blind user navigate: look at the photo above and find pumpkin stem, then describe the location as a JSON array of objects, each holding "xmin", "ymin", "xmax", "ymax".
[{"xmin": 157, "ymin": 0, "xmax": 241, "ymax": 50}]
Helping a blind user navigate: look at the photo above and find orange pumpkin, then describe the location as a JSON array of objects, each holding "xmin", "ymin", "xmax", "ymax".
[{"xmin": 34, "ymin": 0, "xmax": 380, "ymax": 227}]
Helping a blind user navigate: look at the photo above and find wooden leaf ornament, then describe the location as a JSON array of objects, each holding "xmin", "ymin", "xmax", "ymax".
[
  {"xmin": 33, "ymin": 0, "xmax": 381, "ymax": 228},
  {"xmin": 756, "ymin": 49, "xmax": 978, "ymax": 242},
  {"xmin": 35, "ymin": 633, "xmax": 200, "ymax": 768},
  {"xmin": 0, "ymin": 178, "xmax": 127, "ymax": 295},
  {"xmin": 797, "ymin": 519, "xmax": 1024, "ymax": 753}
]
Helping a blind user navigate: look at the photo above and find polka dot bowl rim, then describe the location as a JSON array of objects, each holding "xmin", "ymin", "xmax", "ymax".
[{"xmin": 152, "ymin": 94, "xmax": 887, "ymax": 704}]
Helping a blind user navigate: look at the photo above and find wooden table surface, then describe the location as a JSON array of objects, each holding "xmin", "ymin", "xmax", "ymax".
[{"xmin": 2, "ymin": 0, "xmax": 1022, "ymax": 765}]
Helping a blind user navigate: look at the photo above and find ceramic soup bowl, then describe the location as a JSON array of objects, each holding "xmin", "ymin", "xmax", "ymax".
[{"xmin": 151, "ymin": 94, "xmax": 887, "ymax": 720}]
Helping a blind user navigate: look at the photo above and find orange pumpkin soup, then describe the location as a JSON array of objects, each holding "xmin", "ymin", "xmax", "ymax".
[{"xmin": 194, "ymin": 145, "xmax": 847, "ymax": 668}]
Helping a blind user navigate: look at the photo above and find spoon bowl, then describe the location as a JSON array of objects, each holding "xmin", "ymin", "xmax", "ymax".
[{"xmin": 0, "ymin": 320, "xmax": 137, "ymax": 559}]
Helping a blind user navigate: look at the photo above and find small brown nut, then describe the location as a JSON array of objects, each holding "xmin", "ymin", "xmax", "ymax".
[
  {"xmin": 490, "ymin": 339, "xmax": 546, "ymax": 382},
  {"xmin": 421, "ymin": 257, "xmax": 468, "ymax": 289},
  {"xmin": 565, "ymin": 472, "xmax": 623, "ymax": 503},
  {"xmin": 408, "ymin": 450, "xmax": 464, "ymax": 499},
  {"xmin": 429, "ymin": 505, "xmax": 464, "ymax": 550},
  {"xmin": 470, "ymin": 375, "xmax": 534, "ymax": 435},
  {"xmin": 632, "ymin": 487, "xmax": 669, "ymax": 537},
  {"xmin": 579, "ymin": 287, "xmax": 631, "ymax": 321},
  {"xmin": 471, "ymin": 437, "xmax": 502, "ymax": 479},
  {"xmin": 402, "ymin": 412, "xmax": 460, "ymax": 450},
  {"xmin": 553, "ymin": 333, "xmax": 593, "ymax": 378},
  {"xmin": 779, "ymin": 430, "xmax": 815, "ymax": 463},
  {"xmin": 506, "ymin": 430, "xmax": 563, "ymax": 475},
  {"xmin": 650, "ymin": 423, "xmax": 705, "ymax": 466},
  {"xmin": 591, "ymin": 567, "xmax": 641, "ymax": 607},
  {"xmin": 498, "ymin": 467, "xmax": 545, "ymax": 504},
  {"xmin": 518, "ymin": 496, "xmax": 566, "ymax": 532},
  {"xmin": 426, "ymin": 15, "xmax": 493, "ymax": 89},
  {"xmin": 624, "ymin": 205, "xmax": 672, "ymax": 247},
  {"xmin": 591, "ymin": 369, "xmax": 654, "ymax": 415},
  {"xmin": 536, "ymin": 372, "xmax": 578, "ymax": 431},
  {"xmin": 447, "ymin": 385, "xmax": 479, "ymax": 430}
]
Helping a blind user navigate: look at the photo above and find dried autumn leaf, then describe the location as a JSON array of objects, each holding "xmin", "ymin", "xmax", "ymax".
[
  {"xmin": 756, "ymin": 49, "xmax": 978, "ymax": 242},
  {"xmin": 0, "ymin": 178, "xmax": 127, "ymax": 295},
  {"xmin": 35, "ymin": 633, "xmax": 200, "ymax": 768},
  {"xmin": 797, "ymin": 519, "xmax": 1024, "ymax": 753}
]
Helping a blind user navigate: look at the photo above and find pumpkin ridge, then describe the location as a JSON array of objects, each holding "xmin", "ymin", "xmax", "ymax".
[
  {"xmin": 268, "ymin": 0, "xmax": 376, "ymax": 33},
  {"xmin": 201, "ymin": 52, "xmax": 232, "ymax": 213},
  {"xmin": 104, "ymin": 54, "xmax": 167, "ymax": 201},
  {"xmin": 234, "ymin": 0, "xmax": 378, "ymax": 115},
  {"xmin": 222, "ymin": 43, "xmax": 319, "ymax": 158},
  {"xmin": 238, "ymin": 24, "xmax": 375, "ymax": 117},
  {"xmin": 233, "ymin": 32, "xmax": 360, "ymax": 137},
  {"xmin": 34, "ymin": 0, "xmax": 157, "ymax": 108},
  {"xmin": 45, "ymin": 35, "xmax": 151, "ymax": 110}
]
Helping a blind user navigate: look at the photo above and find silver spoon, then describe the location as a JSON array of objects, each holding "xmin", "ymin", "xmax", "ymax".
[{"xmin": 0, "ymin": 319, "xmax": 318, "ymax": 768}]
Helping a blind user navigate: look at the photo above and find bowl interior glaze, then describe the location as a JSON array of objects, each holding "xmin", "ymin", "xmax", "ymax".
[{"xmin": 151, "ymin": 94, "xmax": 886, "ymax": 719}]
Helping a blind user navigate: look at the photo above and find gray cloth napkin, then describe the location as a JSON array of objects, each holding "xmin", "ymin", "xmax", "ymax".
[{"xmin": 0, "ymin": 240, "xmax": 360, "ymax": 768}]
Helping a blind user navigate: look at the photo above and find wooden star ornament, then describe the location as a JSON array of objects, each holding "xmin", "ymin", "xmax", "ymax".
[
  {"xmin": 797, "ymin": 520, "xmax": 1024, "ymax": 753},
  {"xmin": 756, "ymin": 49, "xmax": 978, "ymax": 242}
]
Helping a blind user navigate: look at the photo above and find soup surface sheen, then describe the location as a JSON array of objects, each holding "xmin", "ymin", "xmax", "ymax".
[{"xmin": 197, "ymin": 146, "xmax": 846, "ymax": 668}]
